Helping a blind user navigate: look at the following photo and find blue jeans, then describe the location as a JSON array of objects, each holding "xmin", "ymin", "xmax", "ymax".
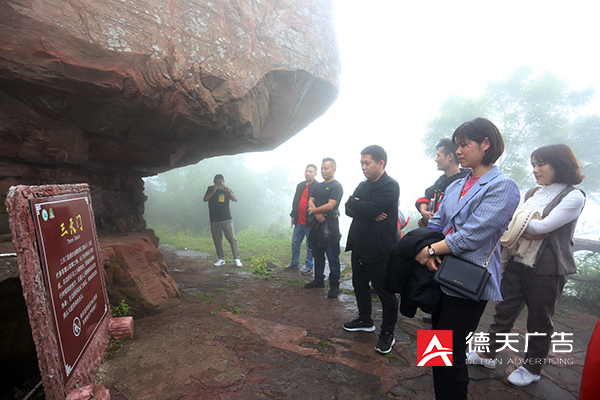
[
  {"xmin": 291, "ymin": 224, "xmax": 314, "ymax": 267},
  {"xmin": 310, "ymin": 232, "xmax": 340, "ymax": 286}
]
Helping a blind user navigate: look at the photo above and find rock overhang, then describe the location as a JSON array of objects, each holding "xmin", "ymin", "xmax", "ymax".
[{"xmin": 0, "ymin": 0, "xmax": 341, "ymax": 176}]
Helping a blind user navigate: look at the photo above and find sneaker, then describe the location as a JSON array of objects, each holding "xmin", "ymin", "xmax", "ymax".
[
  {"xmin": 507, "ymin": 366, "xmax": 541, "ymax": 387},
  {"xmin": 304, "ymin": 280, "xmax": 325, "ymax": 289},
  {"xmin": 284, "ymin": 264, "xmax": 299, "ymax": 270},
  {"xmin": 466, "ymin": 350, "xmax": 496, "ymax": 369},
  {"xmin": 375, "ymin": 331, "xmax": 396, "ymax": 354},
  {"xmin": 343, "ymin": 318, "xmax": 376, "ymax": 332},
  {"xmin": 300, "ymin": 265, "xmax": 314, "ymax": 275},
  {"xmin": 214, "ymin": 259, "xmax": 226, "ymax": 267},
  {"xmin": 422, "ymin": 315, "xmax": 432, "ymax": 324},
  {"xmin": 235, "ymin": 258, "xmax": 243, "ymax": 267},
  {"xmin": 328, "ymin": 285, "xmax": 340, "ymax": 298}
]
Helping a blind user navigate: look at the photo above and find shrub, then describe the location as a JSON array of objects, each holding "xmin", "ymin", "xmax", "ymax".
[
  {"xmin": 565, "ymin": 252, "xmax": 600, "ymax": 308},
  {"xmin": 112, "ymin": 299, "xmax": 131, "ymax": 317}
]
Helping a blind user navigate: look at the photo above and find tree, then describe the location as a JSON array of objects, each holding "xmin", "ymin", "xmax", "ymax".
[{"xmin": 424, "ymin": 66, "xmax": 599, "ymax": 196}]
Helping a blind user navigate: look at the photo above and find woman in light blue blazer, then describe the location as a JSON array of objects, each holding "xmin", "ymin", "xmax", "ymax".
[{"xmin": 415, "ymin": 118, "xmax": 520, "ymax": 400}]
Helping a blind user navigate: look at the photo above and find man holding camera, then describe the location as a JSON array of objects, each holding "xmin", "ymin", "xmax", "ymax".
[{"xmin": 203, "ymin": 174, "xmax": 242, "ymax": 267}]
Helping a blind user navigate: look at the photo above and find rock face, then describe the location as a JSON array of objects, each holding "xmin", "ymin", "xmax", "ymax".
[
  {"xmin": 100, "ymin": 231, "xmax": 180, "ymax": 317},
  {"xmin": 0, "ymin": 0, "xmax": 340, "ymax": 237},
  {"xmin": 0, "ymin": 3, "xmax": 339, "ymax": 385}
]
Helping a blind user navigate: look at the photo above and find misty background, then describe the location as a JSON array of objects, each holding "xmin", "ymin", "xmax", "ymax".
[{"xmin": 144, "ymin": 0, "xmax": 600, "ymax": 248}]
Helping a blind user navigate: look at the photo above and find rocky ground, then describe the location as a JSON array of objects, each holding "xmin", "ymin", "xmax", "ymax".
[{"xmin": 94, "ymin": 244, "xmax": 597, "ymax": 399}]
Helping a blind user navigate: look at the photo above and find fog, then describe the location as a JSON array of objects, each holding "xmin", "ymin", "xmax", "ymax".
[{"xmin": 144, "ymin": 0, "xmax": 600, "ymax": 243}]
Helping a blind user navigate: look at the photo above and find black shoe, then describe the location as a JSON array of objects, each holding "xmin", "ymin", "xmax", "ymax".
[
  {"xmin": 328, "ymin": 285, "xmax": 340, "ymax": 298},
  {"xmin": 375, "ymin": 331, "xmax": 396, "ymax": 354},
  {"xmin": 343, "ymin": 318, "xmax": 376, "ymax": 332},
  {"xmin": 422, "ymin": 315, "xmax": 432, "ymax": 324},
  {"xmin": 304, "ymin": 280, "xmax": 325, "ymax": 289},
  {"xmin": 284, "ymin": 264, "xmax": 299, "ymax": 270}
]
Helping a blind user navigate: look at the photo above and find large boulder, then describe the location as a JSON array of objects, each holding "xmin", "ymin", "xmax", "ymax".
[
  {"xmin": 100, "ymin": 231, "xmax": 180, "ymax": 317},
  {"xmin": 0, "ymin": 0, "xmax": 340, "ymax": 236}
]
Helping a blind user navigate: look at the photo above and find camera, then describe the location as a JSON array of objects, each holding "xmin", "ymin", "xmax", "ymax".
[{"xmin": 215, "ymin": 185, "xmax": 225, "ymax": 190}]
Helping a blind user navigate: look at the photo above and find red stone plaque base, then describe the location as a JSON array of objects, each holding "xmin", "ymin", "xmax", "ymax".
[{"xmin": 5, "ymin": 184, "xmax": 111, "ymax": 400}]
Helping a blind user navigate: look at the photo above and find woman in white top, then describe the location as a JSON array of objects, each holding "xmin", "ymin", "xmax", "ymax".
[{"xmin": 468, "ymin": 144, "xmax": 586, "ymax": 387}]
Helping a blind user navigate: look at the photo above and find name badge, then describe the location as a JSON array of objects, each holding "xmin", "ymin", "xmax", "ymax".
[{"xmin": 218, "ymin": 194, "xmax": 225, "ymax": 203}]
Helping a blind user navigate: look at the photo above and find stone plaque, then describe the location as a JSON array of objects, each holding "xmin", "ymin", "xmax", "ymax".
[{"xmin": 30, "ymin": 192, "xmax": 109, "ymax": 383}]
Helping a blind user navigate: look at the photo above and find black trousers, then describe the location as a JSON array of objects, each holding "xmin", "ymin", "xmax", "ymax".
[
  {"xmin": 351, "ymin": 251, "xmax": 398, "ymax": 333},
  {"xmin": 432, "ymin": 293, "xmax": 487, "ymax": 400}
]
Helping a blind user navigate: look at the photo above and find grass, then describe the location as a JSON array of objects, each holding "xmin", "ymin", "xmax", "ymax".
[{"xmin": 151, "ymin": 224, "xmax": 292, "ymax": 266}]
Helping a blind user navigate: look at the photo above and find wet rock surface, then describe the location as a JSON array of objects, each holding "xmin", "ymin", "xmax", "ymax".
[{"xmin": 95, "ymin": 245, "xmax": 595, "ymax": 399}]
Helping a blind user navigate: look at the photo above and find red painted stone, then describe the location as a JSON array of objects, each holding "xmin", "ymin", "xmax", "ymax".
[
  {"xmin": 109, "ymin": 317, "xmax": 134, "ymax": 340},
  {"xmin": 65, "ymin": 384, "xmax": 110, "ymax": 400}
]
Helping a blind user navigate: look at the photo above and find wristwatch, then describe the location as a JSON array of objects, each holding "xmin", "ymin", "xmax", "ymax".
[{"xmin": 427, "ymin": 245, "xmax": 435, "ymax": 256}]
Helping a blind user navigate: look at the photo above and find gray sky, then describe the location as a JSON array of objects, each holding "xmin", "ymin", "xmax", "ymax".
[{"xmin": 244, "ymin": 0, "xmax": 600, "ymax": 238}]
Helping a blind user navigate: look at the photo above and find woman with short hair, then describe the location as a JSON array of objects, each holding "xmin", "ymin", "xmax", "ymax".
[
  {"xmin": 415, "ymin": 117, "xmax": 521, "ymax": 399},
  {"xmin": 468, "ymin": 144, "xmax": 586, "ymax": 387}
]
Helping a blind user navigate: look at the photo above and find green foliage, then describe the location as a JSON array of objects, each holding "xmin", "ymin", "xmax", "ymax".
[
  {"xmin": 111, "ymin": 299, "xmax": 131, "ymax": 318},
  {"xmin": 144, "ymin": 154, "xmax": 295, "ymax": 234},
  {"xmin": 401, "ymin": 210, "xmax": 421, "ymax": 234},
  {"xmin": 151, "ymin": 222, "xmax": 292, "ymax": 266},
  {"xmin": 106, "ymin": 338, "xmax": 128, "ymax": 360},
  {"xmin": 249, "ymin": 254, "xmax": 273, "ymax": 279},
  {"xmin": 424, "ymin": 66, "xmax": 599, "ymax": 196},
  {"xmin": 565, "ymin": 252, "xmax": 600, "ymax": 308}
]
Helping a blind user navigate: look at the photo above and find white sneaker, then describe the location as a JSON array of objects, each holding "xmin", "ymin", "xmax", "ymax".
[
  {"xmin": 507, "ymin": 366, "xmax": 540, "ymax": 386},
  {"xmin": 235, "ymin": 258, "xmax": 243, "ymax": 267},
  {"xmin": 466, "ymin": 350, "xmax": 496, "ymax": 369},
  {"xmin": 214, "ymin": 259, "xmax": 226, "ymax": 266}
]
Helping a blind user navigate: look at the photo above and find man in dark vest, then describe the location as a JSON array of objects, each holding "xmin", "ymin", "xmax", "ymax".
[
  {"xmin": 344, "ymin": 145, "xmax": 400, "ymax": 354},
  {"xmin": 203, "ymin": 174, "xmax": 242, "ymax": 267},
  {"xmin": 285, "ymin": 164, "xmax": 318, "ymax": 274},
  {"xmin": 416, "ymin": 138, "xmax": 470, "ymax": 227}
]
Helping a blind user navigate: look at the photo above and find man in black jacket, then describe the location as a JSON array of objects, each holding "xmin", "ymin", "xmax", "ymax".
[
  {"xmin": 415, "ymin": 138, "xmax": 470, "ymax": 324},
  {"xmin": 285, "ymin": 164, "xmax": 318, "ymax": 274},
  {"xmin": 344, "ymin": 145, "xmax": 400, "ymax": 354},
  {"xmin": 416, "ymin": 138, "xmax": 470, "ymax": 227}
]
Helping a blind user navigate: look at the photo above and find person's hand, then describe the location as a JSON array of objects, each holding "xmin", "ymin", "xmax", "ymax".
[
  {"xmin": 316, "ymin": 214, "xmax": 326, "ymax": 223},
  {"xmin": 415, "ymin": 247, "xmax": 431, "ymax": 266},
  {"xmin": 223, "ymin": 185, "xmax": 231, "ymax": 193},
  {"xmin": 426, "ymin": 255, "xmax": 442, "ymax": 272},
  {"xmin": 415, "ymin": 247, "xmax": 442, "ymax": 272},
  {"xmin": 291, "ymin": 217, "xmax": 295, "ymax": 227},
  {"xmin": 373, "ymin": 212, "xmax": 388, "ymax": 221},
  {"xmin": 522, "ymin": 232, "xmax": 549, "ymax": 240},
  {"xmin": 420, "ymin": 211, "xmax": 434, "ymax": 223}
]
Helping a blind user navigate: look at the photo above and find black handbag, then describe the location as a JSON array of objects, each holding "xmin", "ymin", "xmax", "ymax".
[
  {"xmin": 432, "ymin": 239, "xmax": 499, "ymax": 302},
  {"xmin": 433, "ymin": 256, "xmax": 491, "ymax": 301}
]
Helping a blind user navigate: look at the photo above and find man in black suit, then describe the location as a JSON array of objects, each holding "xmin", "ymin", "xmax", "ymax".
[{"xmin": 343, "ymin": 145, "xmax": 400, "ymax": 354}]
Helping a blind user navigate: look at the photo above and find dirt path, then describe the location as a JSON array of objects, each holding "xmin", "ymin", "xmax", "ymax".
[{"xmin": 94, "ymin": 245, "xmax": 596, "ymax": 399}]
